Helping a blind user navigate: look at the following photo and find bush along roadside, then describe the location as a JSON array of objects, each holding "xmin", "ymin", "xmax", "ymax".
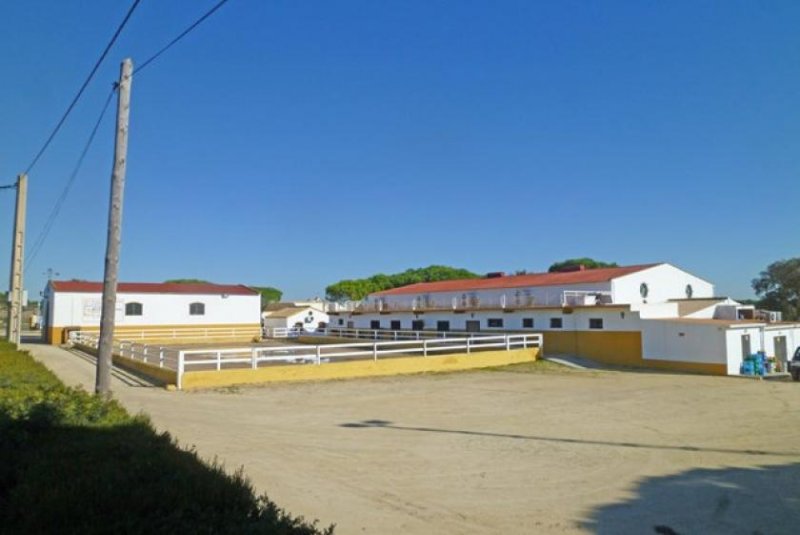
[{"xmin": 0, "ymin": 341, "xmax": 334, "ymax": 534}]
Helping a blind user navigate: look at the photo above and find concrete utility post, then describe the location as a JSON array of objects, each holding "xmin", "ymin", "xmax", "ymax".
[
  {"xmin": 6, "ymin": 173, "xmax": 27, "ymax": 347},
  {"xmin": 96, "ymin": 58, "xmax": 133, "ymax": 396}
]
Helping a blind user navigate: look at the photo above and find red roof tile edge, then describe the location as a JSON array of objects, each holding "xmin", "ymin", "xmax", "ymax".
[
  {"xmin": 50, "ymin": 281, "xmax": 258, "ymax": 296},
  {"xmin": 372, "ymin": 264, "xmax": 661, "ymax": 296}
]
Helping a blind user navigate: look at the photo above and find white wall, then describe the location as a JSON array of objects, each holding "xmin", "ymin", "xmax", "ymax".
[
  {"xmin": 641, "ymin": 320, "xmax": 727, "ymax": 365},
  {"xmin": 612, "ymin": 264, "xmax": 714, "ymax": 305},
  {"xmin": 763, "ymin": 327, "xmax": 800, "ymax": 365},
  {"xmin": 724, "ymin": 326, "xmax": 767, "ymax": 375},
  {"xmin": 630, "ymin": 302, "xmax": 680, "ymax": 318},
  {"xmin": 329, "ymin": 307, "xmax": 641, "ymax": 333},
  {"xmin": 50, "ymin": 291, "xmax": 260, "ymax": 328}
]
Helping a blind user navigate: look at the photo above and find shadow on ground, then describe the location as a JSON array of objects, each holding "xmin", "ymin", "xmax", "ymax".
[
  {"xmin": 580, "ymin": 463, "xmax": 800, "ymax": 535},
  {"xmin": 339, "ymin": 420, "xmax": 800, "ymax": 458}
]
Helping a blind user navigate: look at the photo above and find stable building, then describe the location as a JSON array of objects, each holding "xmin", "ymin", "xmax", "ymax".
[
  {"xmin": 328, "ymin": 263, "xmax": 800, "ymax": 375},
  {"xmin": 42, "ymin": 281, "xmax": 262, "ymax": 344}
]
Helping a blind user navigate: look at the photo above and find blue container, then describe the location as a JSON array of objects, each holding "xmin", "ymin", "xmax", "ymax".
[{"xmin": 741, "ymin": 361, "xmax": 755, "ymax": 375}]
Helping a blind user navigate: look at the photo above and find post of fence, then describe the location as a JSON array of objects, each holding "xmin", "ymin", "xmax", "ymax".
[
  {"xmin": 316, "ymin": 345, "xmax": 322, "ymax": 365},
  {"xmin": 159, "ymin": 347, "xmax": 164, "ymax": 368},
  {"xmin": 251, "ymin": 348, "xmax": 258, "ymax": 369},
  {"xmin": 177, "ymin": 351, "xmax": 185, "ymax": 390},
  {"xmin": 466, "ymin": 338, "xmax": 471, "ymax": 354},
  {"xmin": 423, "ymin": 339, "xmax": 428, "ymax": 357},
  {"xmin": 523, "ymin": 336, "xmax": 528, "ymax": 349},
  {"xmin": 505, "ymin": 335, "xmax": 511, "ymax": 351},
  {"xmin": 216, "ymin": 351, "xmax": 222, "ymax": 371},
  {"xmin": 373, "ymin": 342, "xmax": 378, "ymax": 361},
  {"xmin": 143, "ymin": 345, "xmax": 148, "ymax": 363}
]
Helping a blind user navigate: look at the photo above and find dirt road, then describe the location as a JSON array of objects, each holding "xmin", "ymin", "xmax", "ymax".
[{"xmin": 28, "ymin": 344, "xmax": 800, "ymax": 534}]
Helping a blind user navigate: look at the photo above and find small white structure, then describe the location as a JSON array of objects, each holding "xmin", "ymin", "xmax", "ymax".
[
  {"xmin": 42, "ymin": 281, "xmax": 261, "ymax": 344},
  {"xmin": 262, "ymin": 306, "xmax": 329, "ymax": 334}
]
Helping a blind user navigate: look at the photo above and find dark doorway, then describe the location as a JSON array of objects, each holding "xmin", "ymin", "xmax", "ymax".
[
  {"xmin": 465, "ymin": 320, "xmax": 480, "ymax": 333},
  {"xmin": 741, "ymin": 334, "xmax": 751, "ymax": 360}
]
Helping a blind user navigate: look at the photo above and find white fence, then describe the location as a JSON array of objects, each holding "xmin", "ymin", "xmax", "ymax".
[
  {"xmin": 266, "ymin": 326, "xmax": 527, "ymax": 340},
  {"xmin": 69, "ymin": 330, "xmax": 542, "ymax": 390},
  {"xmin": 70, "ymin": 331, "xmax": 182, "ymax": 369},
  {"xmin": 69, "ymin": 326, "xmax": 260, "ymax": 344}
]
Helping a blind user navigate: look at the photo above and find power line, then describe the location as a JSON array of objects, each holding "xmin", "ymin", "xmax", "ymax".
[
  {"xmin": 25, "ymin": 87, "xmax": 117, "ymax": 271},
  {"xmin": 136, "ymin": 0, "xmax": 232, "ymax": 74},
  {"xmin": 24, "ymin": 0, "xmax": 142, "ymax": 175},
  {"xmin": 0, "ymin": 183, "xmax": 17, "ymax": 190}
]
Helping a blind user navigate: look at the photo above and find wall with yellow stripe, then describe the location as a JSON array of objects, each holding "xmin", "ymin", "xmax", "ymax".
[
  {"xmin": 181, "ymin": 347, "xmax": 540, "ymax": 390},
  {"xmin": 48, "ymin": 323, "xmax": 261, "ymax": 345},
  {"xmin": 541, "ymin": 330, "xmax": 726, "ymax": 375}
]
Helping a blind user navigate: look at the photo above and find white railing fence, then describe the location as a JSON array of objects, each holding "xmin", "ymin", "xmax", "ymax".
[
  {"xmin": 69, "ymin": 331, "xmax": 182, "ymax": 369},
  {"xmin": 68, "ymin": 330, "xmax": 542, "ymax": 390}
]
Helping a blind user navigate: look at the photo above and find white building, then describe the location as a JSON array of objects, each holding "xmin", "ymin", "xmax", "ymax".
[
  {"xmin": 43, "ymin": 281, "xmax": 261, "ymax": 344},
  {"xmin": 327, "ymin": 263, "xmax": 800, "ymax": 376},
  {"xmin": 262, "ymin": 306, "xmax": 329, "ymax": 334}
]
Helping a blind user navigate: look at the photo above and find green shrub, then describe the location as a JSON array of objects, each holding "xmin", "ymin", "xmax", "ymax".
[{"xmin": 0, "ymin": 342, "xmax": 333, "ymax": 534}]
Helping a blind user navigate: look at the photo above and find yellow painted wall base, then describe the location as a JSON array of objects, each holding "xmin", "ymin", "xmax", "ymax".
[
  {"xmin": 74, "ymin": 343, "xmax": 178, "ymax": 385},
  {"xmin": 640, "ymin": 358, "xmax": 727, "ymax": 376},
  {"xmin": 181, "ymin": 347, "xmax": 540, "ymax": 390},
  {"xmin": 49, "ymin": 323, "xmax": 261, "ymax": 345}
]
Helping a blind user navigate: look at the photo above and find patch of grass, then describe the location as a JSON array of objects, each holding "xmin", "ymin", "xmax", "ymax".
[{"xmin": 0, "ymin": 341, "xmax": 334, "ymax": 534}]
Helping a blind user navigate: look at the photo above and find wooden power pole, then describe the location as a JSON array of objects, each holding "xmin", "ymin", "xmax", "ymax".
[
  {"xmin": 96, "ymin": 58, "xmax": 133, "ymax": 396},
  {"xmin": 6, "ymin": 173, "xmax": 27, "ymax": 347}
]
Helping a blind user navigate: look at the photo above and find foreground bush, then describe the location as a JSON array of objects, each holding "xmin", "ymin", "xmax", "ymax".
[{"xmin": 0, "ymin": 342, "xmax": 333, "ymax": 534}]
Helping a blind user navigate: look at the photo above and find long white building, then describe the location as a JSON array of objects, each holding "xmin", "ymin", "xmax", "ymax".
[
  {"xmin": 328, "ymin": 263, "xmax": 800, "ymax": 375},
  {"xmin": 43, "ymin": 281, "xmax": 261, "ymax": 344}
]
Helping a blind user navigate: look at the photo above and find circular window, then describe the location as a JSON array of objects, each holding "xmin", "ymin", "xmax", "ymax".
[
  {"xmin": 685, "ymin": 284, "xmax": 693, "ymax": 299},
  {"xmin": 639, "ymin": 283, "xmax": 649, "ymax": 299}
]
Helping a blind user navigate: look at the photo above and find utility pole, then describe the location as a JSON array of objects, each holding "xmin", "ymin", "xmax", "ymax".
[
  {"xmin": 6, "ymin": 173, "xmax": 27, "ymax": 347},
  {"xmin": 96, "ymin": 58, "xmax": 132, "ymax": 396}
]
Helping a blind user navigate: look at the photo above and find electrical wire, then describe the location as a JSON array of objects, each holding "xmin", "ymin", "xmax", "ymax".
[
  {"xmin": 24, "ymin": 0, "xmax": 142, "ymax": 175},
  {"xmin": 25, "ymin": 87, "xmax": 117, "ymax": 271},
  {"xmin": 136, "ymin": 0, "xmax": 232, "ymax": 74},
  {"xmin": 0, "ymin": 183, "xmax": 17, "ymax": 190}
]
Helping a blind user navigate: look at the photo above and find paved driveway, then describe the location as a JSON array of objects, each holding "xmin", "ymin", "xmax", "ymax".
[{"xmin": 25, "ymin": 343, "xmax": 800, "ymax": 534}]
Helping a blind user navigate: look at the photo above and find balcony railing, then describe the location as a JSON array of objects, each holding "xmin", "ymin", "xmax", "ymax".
[{"xmin": 332, "ymin": 291, "xmax": 613, "ymax": 313}]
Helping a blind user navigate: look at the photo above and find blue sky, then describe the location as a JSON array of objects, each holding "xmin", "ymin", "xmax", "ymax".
[{"xmin": 1, "ymin": 1, "xmax": 798, "ymax": 300}]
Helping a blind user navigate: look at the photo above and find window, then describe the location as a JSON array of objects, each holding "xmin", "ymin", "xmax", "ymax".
[
  {"xmin": 487, "ymin": 318, "xmax": 503, "ymax": 328},
  {"xmin": 189, "ymin": 302, "xmax": 205, "ymax": 316},
  {"xmin": 550, "ymin": 317, "xmax": 563, "ymax": 329},
  {"xmin": 370, "ymin": 320, "xmax": 380, "ymax": 329},
  {"xmin": 411, "ymin": 319, "xmax": 425, "ymax": 331},
  {"xmin": 639, "ymin": 282, "xmax": 649, "ymax": 299},
  {"xmin": 390, "ymin": 320, "xmax": 402, "ymax": 330},
  {"xmin": 337, "ymin": 318, "xmax": 344, "ymax": 326},
  {"xmin": 125, "ymin": 302, "xmax": 142, "ymax": 316},
  {"xmin": 589, "ymin": 318, "xmax": 603, "ymax": 329},
  {"xmin": 437, "ymin": 320, "xmax": 450, "ymax": 332},
  {"xmin": 522, "ymin": 318, "xmax": 534, "ymax": 329}
]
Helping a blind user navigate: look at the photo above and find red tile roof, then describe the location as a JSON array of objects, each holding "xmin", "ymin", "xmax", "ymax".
[
  {"xmin": 50, "ymin": 281, "xmax": 258, "ymax": 296},
  {"xmin": 372, "ymin": 264, "xmax": 660, "ymax": 296}
]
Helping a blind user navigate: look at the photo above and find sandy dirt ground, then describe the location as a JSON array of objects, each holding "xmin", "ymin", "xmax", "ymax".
[{"xmin": 26, "ymin": 343, "xmax": 800, "ymax": 535}]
